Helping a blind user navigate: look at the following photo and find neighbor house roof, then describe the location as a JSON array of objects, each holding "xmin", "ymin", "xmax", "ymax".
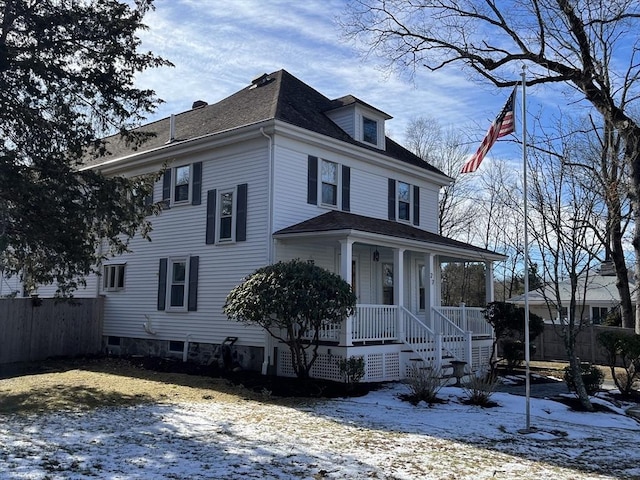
[
  {"xmin": 85, "ymin": 70, "xmax": 446, "ymax": 176},
  {"xmin": 273, "ymin": 210, "xmax": 504, "ymax": 260},
  {"xmin": 508, "ymin": 273, "xmax": 634, "ymax": 305}
]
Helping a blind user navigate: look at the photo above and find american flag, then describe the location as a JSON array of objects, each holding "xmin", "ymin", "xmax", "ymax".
[{"xmin": 461, "ymin": 87, "xmax": 516, "ymax": 174}]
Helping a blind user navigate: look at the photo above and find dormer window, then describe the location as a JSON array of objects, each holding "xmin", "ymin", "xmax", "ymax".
[{"xmin": 363, "ymin": 117, "xmax": 378, "ymax": 145}]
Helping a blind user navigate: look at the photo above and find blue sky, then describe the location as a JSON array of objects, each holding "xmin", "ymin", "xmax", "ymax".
[{"xmin": 134, "ymin": 0, "xmax": 526, "ymax": 161}]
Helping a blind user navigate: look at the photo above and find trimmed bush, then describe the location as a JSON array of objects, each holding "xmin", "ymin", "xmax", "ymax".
[
  {"xmin": 338, "ymin": 356, "xmax": 365, "ymax": 390},
  {"xmin": 563, "ymin": 363, "xmax": 604, "ymax": 396},
  {"xmin": 597, "ymin": 331, "xmax": 640, "ymax": 396}
]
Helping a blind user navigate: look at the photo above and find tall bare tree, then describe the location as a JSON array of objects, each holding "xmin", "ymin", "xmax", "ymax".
[
  {"xmin": 528, "ymin": 140, "xmax": 602, "ymax": 411},
  {"xmin": 404, "ymin": 117, "xmax": 477, "ymax": 238},
  {"xmin": 566, "ymin": 114, "xmax": 634, "ymax": 328},
  {"xmin": 342, "ymin": 0, "xmax": 640, "ymax": 333}
]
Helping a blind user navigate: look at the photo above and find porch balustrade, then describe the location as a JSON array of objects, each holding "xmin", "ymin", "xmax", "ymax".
[
  {"xmin": 310, "ymin": 304, "xmax": 492, "ymax": 363},
  {"xmin": 434, "ymin": 304, "xmax": 492, "ymax": 338},
  {"xmin": 351, "ymin": 304, "xmax": 398, "ymax": 342}
]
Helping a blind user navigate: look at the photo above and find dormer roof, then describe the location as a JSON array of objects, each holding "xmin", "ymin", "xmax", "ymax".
[{"xmin": 326, "ymin": 95, "xmax": 393, "ymax": 120}]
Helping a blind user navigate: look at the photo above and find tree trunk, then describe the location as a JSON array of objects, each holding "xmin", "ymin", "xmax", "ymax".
[
  {"xmin": 626, "ymin": 132, "xmax": 640, "ymax": 335},
  {"xmin": 610, "ymin": 236, "xmax": 633, "ymax": 328},
  {"xmin": 565, "ymin": 339, "xmax": 594, "ymax": 412}
]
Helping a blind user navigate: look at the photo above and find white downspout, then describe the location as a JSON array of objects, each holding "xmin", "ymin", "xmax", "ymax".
[
  {"xmin": 96, "ymin": 240, "xmax": 103, "ymax": 297},
  {"xmin": 183, "ymin": 334, "xmax": 192, "ymax": 363},
  {"xmin": 260, "ymin": 127, "xmax": 274, "ymax": 263},
  {"xmin": 260, "ymin": 127, "xmax": 275, "ymax": 375}
]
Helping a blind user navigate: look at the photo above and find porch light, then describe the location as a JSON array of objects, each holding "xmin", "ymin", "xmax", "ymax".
[{"xmin": 373, "ymin": 248, "xmax": 380, "ymax": 262}]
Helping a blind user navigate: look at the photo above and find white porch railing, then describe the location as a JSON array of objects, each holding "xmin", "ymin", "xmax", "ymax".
[
  {"xmin": 304, "ymin": 304, "xmax": 493, "ymax": 372},
  {"xmin": 352, "ymin": 304, "xmax": 398, "ymax": 343},
  {"xmin": 431, "ymin": 307, "xmax": 472, "ymax": 366},
  {"xmin": 399, "ymin": 307, "xmax": 440, "ymax": 368},
  {"xmin": 434, "ymin": 304, "xmax": 492, "ymax": 338}
]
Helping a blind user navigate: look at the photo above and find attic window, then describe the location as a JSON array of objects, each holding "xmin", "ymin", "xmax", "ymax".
[{"xmin": 363, "ymin": 117, "xmax": 378, "ymax": 145}]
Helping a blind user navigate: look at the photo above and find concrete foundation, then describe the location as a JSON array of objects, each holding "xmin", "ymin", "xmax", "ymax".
[{"xmin": 102, "ymin": 336, "xmax": 264, "ymax": 372}]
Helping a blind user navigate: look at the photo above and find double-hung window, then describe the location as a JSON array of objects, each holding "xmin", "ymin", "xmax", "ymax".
[
  {"xmin": 307, "ymin": 156, "xmax": 350, "ymax": 211},
  {"xmin": 205, "ymin": 184, "xmax": 248, "ymax": 245},
  {"xmin": 397, "ymin": 181, "xmax": 411, "ymax": 222},
  {"xmin": 103, "ymin": 264, "xmax": 125, "ymax": 291},
  {"xmin": 219, "ymin": 190, "xmax": 235, "ymax": 241},
  {"xmin": 388, "ymin": 179, "xmax": 420, "ymax": 226},
  {"xmin": 169, "ymin": 258, "xmax": 187, "ymax": 309},
  {"xmin": 162, "ymin": 162, "xmax": 202, "ymax": 206},
  {"xmin": 174, "ymin": 165, "xmax": 191, "ymax": 203},
  {"xmin": 321, "ymin": 159, "xmax": 338, "ymax": 206},
  {"xmin": 158, "ymin": 256, "xmax": 199, "ymax": 312},
  {"xmin": 362, "ymin": 116, "xmax": 378, "ymax": 145}
]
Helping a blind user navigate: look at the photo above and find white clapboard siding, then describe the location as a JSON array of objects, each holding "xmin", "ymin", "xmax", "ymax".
[
  {"xmin": 101, "ymin": 140, "xmax": 270, "ymax": 347},
  {"xmin": 271, "ymin": 136, "xmax": 444, "ymax": 232},
  {"xmin": 35, "ymin": 273, "xmax": 99, "ymax": 298}
]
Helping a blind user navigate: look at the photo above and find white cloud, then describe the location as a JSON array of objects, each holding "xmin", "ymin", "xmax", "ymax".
[{"xmin": 133, "ymin": 0, "xmax": 518, "ymax": 145}]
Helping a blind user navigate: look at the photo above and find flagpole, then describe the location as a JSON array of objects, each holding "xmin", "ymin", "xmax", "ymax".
[{"xmin": 521, "ymin": 65, "xmax": 532, "ymax": 432}]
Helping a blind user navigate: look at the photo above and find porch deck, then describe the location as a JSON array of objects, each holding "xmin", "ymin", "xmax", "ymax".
[
  {"xmin": 281, "ymin": 304, "xmax": 495, "ymax": 382},
  {"xmin": 318, "ymin": 304, "xmax": 492, "ymax": 344}
]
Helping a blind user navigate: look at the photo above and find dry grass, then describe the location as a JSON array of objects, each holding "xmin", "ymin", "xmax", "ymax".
[
  {"xmin": 0, "ymin": 358, "xmax": 259, "ymax": 416},
  {"xmin": 0, "ymin": 358, "xmax": 624, "ymax": 417}
]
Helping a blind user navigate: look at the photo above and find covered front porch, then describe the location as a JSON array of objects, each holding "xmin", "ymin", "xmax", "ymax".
[{"xmin": 270, "ymin": 211, "xmax": 504, "ymax": 382}]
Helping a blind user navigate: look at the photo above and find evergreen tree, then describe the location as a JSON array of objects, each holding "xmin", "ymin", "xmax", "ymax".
[{"xmin": 0, "ymin": 1, "xmax": 171, "ymax": 295}]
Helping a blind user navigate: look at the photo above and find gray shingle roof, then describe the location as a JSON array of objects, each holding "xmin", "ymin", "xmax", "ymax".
[
  {"xmin": 86, "ymin": 70, "xmax": 446, "ymax": 176},
  {"xmin": 273, "ymin": 210, "xmax": 502, "ymax": 258}
]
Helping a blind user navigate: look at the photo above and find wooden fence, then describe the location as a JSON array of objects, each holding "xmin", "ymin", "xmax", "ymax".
[
  {"xmin": 531, "ymin": 323, "xmax": 635, "ymax": 365},
  {"xmin": 0, "ymin": 297, "xmax": 104, "ymax": 364}
]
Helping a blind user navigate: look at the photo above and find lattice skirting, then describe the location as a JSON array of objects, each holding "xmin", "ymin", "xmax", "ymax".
[{"xmin": 277, "ymin": 348, "xmax": 401, "ymax": 382}]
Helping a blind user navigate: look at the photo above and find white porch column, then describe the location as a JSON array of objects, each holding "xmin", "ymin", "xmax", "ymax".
[
  {"xmin": 433, "ymin": 256, "xmax": 442, "ymax": 307},
  {"xmin": 485, "ymin": 261, "xmax": 495, "ymax": 304},
  {"xmin": 394, "ymin": 247, "xmax": 405, "ymax": 341},
  {"xmin": 393, "ymin": 247, "xmax": 405, "ymax": 306},
  {"xmin": 339, "ymin": 239, "xmax": 354, "ymax": 347},
  {"xmin": 339, "ymin": 238, "xmax": 354, "ymax": 284},
  {"xmin": 423, "ymin": 253, "xmax": 435, "ymax": 328}
]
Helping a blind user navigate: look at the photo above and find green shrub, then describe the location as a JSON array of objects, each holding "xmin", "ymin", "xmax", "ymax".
[
  {"xmin": 597, "ymin": 331, "xmax": 640, "ymax": 395},
  {"xmin": 563, "ymin": 363, "xmax": 604, "ymax": 396},
  {"xmin": 501, "ymin": 339, "xmax": 536, "ymax": 371},
  {"xmin": 338, "ymin": 356, "xmax": 365, "ymax": 389},
  {"xmin": 602, "ymin": 310, "xmax": 621, "ymax": 327}
]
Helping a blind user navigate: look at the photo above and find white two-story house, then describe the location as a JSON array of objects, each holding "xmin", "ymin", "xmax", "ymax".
[{"xmin": 76, "ymin": 70, "xmax": 502, "ymax": 382}]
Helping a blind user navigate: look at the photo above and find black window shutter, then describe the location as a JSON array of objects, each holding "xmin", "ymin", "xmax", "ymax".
[
  {"xmin": 192, "ymin": 162, "xmax": 202, "ymax": 205},
  {"xmin": 341, "ymin": 165, "xmax": 351, "ymax": 212},
  {"xmin": 144, "ymin": 184, "xmax": 154, "ymax": 207},
  {"xmin": 157, "ymin": 258, "xmax": 168, "ymax": 311},
  {"xmin": 236, "ymin": 183, "xmax": 248, "ymax": 242},
  {"xmin": 413, "ymin": 185, "xmax": 420, "ymax": 226},
  {"xmin": 188, "ymin": 256, "xmax": 199, "ymax": 311},
  {"xmin": 162, "ymin": 169, "xmax": 172, "ymax": 208},
  {"xmin": 205, "ymin": 189, "xmax": 217, "ymax": 244},
  {"xmin": 307, "ymin": 156, "xmax": 318, "ymax": 205},
  {"xmin": 388, "ymin": 179, "xmax": 396, "ymax": 221}
]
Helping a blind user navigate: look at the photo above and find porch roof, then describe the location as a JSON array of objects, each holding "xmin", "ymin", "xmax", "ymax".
[{"xmin": 273, "ymin": 211, "xmax": 505, "ymax": 262}]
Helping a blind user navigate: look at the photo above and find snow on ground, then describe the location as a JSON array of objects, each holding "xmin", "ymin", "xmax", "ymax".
[{"xmin": 0, "ymin": 384, "xmax": 638, "ymax": 480}]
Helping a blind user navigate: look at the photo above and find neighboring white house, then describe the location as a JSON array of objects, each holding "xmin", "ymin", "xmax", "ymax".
[
  {"xmin": 508, "ymin": 272, "xmax": 633, "ymax": 325},
  {"xmin": 37, "ymin": 70, "xmax": 504, "ymax": 381}
]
